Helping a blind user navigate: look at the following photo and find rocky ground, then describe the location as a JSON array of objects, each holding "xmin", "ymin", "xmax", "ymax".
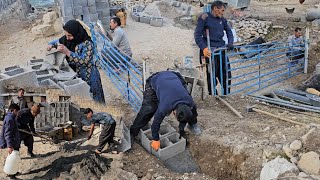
[{"xmin": 0, "ymin": 0, "xmax": 320, "ymax": 179}]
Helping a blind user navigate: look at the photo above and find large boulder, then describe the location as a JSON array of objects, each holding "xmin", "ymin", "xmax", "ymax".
[
  {"xmin": 306, "ymin": 8, "xmax": 320, "ymax": 22},
  {"xmin": 31, "ymin": 24, "xmax": 56, "ymax": 37},
  {"xmin": 260, "ymin": 157, "xmax": 299, "ymax": 180},
  {"xmin": 43, "ymin": 11, "xmax": 59, "ymax": 24},
  {"xmin": 298, "ymin": 151, "xmax": 320, "ymax": 175}
]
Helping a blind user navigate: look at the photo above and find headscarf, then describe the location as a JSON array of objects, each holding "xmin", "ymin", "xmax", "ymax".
[{"xmin": 58, "ymin": 20, "xmax": 91, "ymax": 52}]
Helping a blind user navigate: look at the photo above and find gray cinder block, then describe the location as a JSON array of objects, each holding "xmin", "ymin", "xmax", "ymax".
[
  {"xmin": 53, "ymin": 71, "xmax": 77, "ymax": 81},
  {"xmin": 88, "ymin": 6, "xmax": 96, "ymax": 14},
  {"xmin": 100, "ymin": 16, "xmax": 110, "ymax": 25},
  {"xmin": 63, "ymin": 16, "xmax": 74, "ymax": 25},
  {"xmin": 58, "ymin": 78, "xmax": 91, "ymax": 98},
  {"xmin": 96, "ymin": 2, "xmax": 109, "ymax": 11},
  {"xmin": 82, "ymin": 6, "xmax": 90, "ymax": 15},
  {"xmin": 62, "ymin": 6, "xmax": 73, "ymax": 17},
  {"xmin": 150, "ymin": 17, "xmax": 163, "ymax": 27},
  {"xmin": 39, "ymin": 79, "xmax": 63, "ymax": 89},
  {"xmin": 102, "ymin": 9, "xmax": 110, "ymax": 16},
  {"xmin": 27, "ymin": 59, "xmax": 44, "ymax": 65},
  {"xmin": 4, "ymin": 65, "xmax": 20, "ymax": 72},
  {"xmin": 73, "ymin": 6, "xmax": 83, "ymax": 16},
  {"xmin": 1, "ymin": 68, "xmax": 39, "ymax": 88},
  {"xmin": 73, "ymin": 0, "xmax": 87, "ymax": 6},
  {"xmin": 89, "ymin": 13, "xmax": 99, "ymax": 22},
  {"xmin": 153, "ymin": 133, "xmax": 186, "ymax": 161},
  {"xmin": 87, "ymin": 0, "xmax": 95, "ymax": 6},
  {"xmin": 130, "ymin": 12, "xmax": 140, "ymax": 22},
  {"xmin": 140, "ymin": 16, "xmax": 151, "ymax": 24},
  {"xmin": 36, "ymin": 69, "xmax": 55, "ymax": 82}
]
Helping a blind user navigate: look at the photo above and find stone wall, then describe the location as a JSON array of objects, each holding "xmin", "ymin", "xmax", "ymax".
[
  {"xmin": 0, "ymin": 0, "xmax": 17, "ymax": 11},
  {"xmin": 56, "ymin": 0, "xmax": 110, "ymax": 30}
]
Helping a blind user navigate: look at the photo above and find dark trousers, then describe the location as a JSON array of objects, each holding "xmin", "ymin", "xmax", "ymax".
[
  {"xmin": 199, "ymin": 49, "xmax": 232, "ymax": 95},
  {"xmin": 130, "ymin": 76, "xmax": 159, "ymax": 137},
  {"xmin": 130, "ymin": 75, "xmax": 198, "ymax": 137},
  {"xmin": 97, "ymin": 122, "xmax": 116, "ymax": 152},
  {"xmin": 19, "ymin": 132, "xmax": 33, "ymax": 153}
]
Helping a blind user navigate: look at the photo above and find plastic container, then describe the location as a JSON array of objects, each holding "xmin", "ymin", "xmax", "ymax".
[{"xmin": 3, "ymin": 150, "xmax": 20, "ymax": 175}]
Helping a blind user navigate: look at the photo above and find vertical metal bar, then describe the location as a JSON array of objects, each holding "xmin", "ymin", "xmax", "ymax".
[
  {"xmin": 225, "ymin": 50, "xmax": 229, "ymax": 95},
  {"xmin": 258, "ymin": 44, "xmax": 261, "ymax": 90},
  {"xmin": 219, "ymin": 50, "xmax": 224, "ymax": 95},
  {"xmin": 304, "ymin": 27, "xmax": 309, "ymax": 74},
  {"xmin": 206, "ymin": 29, "xmax": 215, "ymax": 96},
  {"xmin": 143, "ymin": 60, "xmax": 146, "ymax": 91}
]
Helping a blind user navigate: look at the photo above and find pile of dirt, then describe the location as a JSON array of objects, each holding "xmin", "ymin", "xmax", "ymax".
[
  {"xmin": 19, "ymin": 150, "xmax": 111, "ymax": 179},
  {"xmin": 157, "ymin": 1, "xmax": 181, "ymax": 19}
]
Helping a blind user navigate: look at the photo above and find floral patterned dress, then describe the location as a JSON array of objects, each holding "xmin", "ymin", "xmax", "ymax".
[{"xmin": 68, "ymin": 40, "xmax": 105, "ymax": 104}]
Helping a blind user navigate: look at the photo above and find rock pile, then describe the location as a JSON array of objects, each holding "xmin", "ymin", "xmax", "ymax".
[
  {"xmin": 260, "ymin": 127, "xmax": 320, "ymax": 179},
  {"xmin": 232, "ymin": 19, "xmax": 272, "ymax": 41}
]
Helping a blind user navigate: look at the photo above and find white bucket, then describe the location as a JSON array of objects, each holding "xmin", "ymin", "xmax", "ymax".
[{"xmin": 3, "ymin": 150, "xmax": 20, "ymax": 175}]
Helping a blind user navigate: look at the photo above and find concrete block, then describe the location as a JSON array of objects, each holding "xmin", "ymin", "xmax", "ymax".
[
  {"xmin": 35, "ymin": 69, "xmax": 55, "ymax": 82},
  {"xmin": 58, "ymin": 78, "xmax": 91, "ymax": 98},
  {"xmin": 88, "ymin": 6, "xmax": 96, "ymax": 14},
  {"xmin": 73, "ymin": 6, "xmax": 83, "ymax": 16},
  {"xmin": 82, "ymin": 6, "xmax": 90, "ymax": 14},
  {"xmin": 140, "ymin": 16, "xmax": 151, "ymax": 24},
  {"xmin": 62, "ymin": 6, "xmax": 73, "ymax": 17},
  {"xmin": 63, "ymin": 16, "xmax": 74, "ymax": 25},
  {"xmin": 100, "ymin": 16, "xmax": 110, "ymax": 25},
  {"xmin": 4, "ymin": 65, "xmax": 20, "ymax": 72},
  {"xmin": 27, "ymin": 59, "xmax": 44, "ymax": 66},
  {"xmin": 150, "ymin": 17, "xmax": 163, "ymax": 27},
  {"xmin": 73, "ymin": 0, "xmax": 87, "ymax": 6},
  {"xmin": 96, "ymin": 2, "xmax": 109, "ymax": 11},
  {"xmin": 87, "ymin": 0, "xmax": 95, "ymax": 6},
  {"xmin": 60, "ymin": 0, "xmax": 73, "ymax": 7},
  {"xmin": 1, "ymin": 68, "xmax": 39, "ymax": 88},
  {"xmin": 153, "ymin": 133, "xmax": 186, "ymax": 161},
  {"xmin": 101, "ymin": 9, "xmax": 110, "ymax": 16},
  {"xmin": 89, "ymin": 13, "xmax": 99, "ymax": 22},
  {"xmin": 53, "ymin": 71, "xmax": 77, "ymax": 81},
  {"xmin": 130, "ymin": 12, "xmax": 140, "ymax": 22},
  {"xmin": 118, "ymin": 121, "xmax": 131, "ymax": 152},
  {"xmin": 39, "ymin": 79, "xmax": 63, "ymax": 89},
  {"xmin": 44, "ymin": 50, "xmax": 65, "ymax": 66}
]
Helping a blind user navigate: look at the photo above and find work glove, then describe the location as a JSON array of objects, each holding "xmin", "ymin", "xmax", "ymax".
[
  {"xmin": 151, "ymin": 140, "xmax": 160, "ymax": 151},
  {"xmin": 203, "ymin": 47, "xmax": 211, "ymax": 58},
  {"xmin": 227, "ymin": 44, "xmax": 234, "ymax": 50}
]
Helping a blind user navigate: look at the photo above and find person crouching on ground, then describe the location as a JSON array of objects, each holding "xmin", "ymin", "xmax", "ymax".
[{"xmin": 83, "ymin": 108, "xmax": 117, "ymax": 154}]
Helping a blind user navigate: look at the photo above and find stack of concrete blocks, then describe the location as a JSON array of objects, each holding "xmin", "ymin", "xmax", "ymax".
[
  {"xmin": 130, "ymin": 5, "xmax": 144, "ymax": 22},
  {"xmin": 58, "ymin": 78, "xmax": 91, "ymax": 98},
  {"xmin": 0, "ymin": 67, "xmax": 39, "ymax": 90},
  {"xmin": 69, "ymin": 103, "xmax": 83, "ymax": 128},
  {"xmin": 139, "ymin": 122, "xmax": 186, "ymax": 160},
  {"xmin": 130, "ymin": 5, "xmax": 163, "ymax": 27},
  {"xmin": 35, "ymin": 102, "xmax": 70, "ymax": 128},
  {"xmin": 56, "ymin": 0, "xmax": 111, "ymax": 31}
]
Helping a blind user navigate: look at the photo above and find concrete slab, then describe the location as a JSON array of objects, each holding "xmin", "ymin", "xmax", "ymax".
[
  {"xmin": 39, "ymin": 79, "xmax": 63, "ymax": 89},
  {"xmin": 118, "ymin": 121, "xmax": 131, "ymax": 152}
]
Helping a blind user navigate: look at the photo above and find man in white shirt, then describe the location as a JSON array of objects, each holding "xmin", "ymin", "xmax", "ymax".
[{"xmin": 287, "ymin": 27, "xmax": 304, "ymax": 62}]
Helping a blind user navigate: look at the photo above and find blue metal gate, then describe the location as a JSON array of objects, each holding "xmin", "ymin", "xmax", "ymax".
[
  {"xmin": 90, "ymin": 25, "xmax": 143, "ymax": 112},
  {"xmin": 209, "ymin": 41, "xmax": 306, "ymax": 96}
]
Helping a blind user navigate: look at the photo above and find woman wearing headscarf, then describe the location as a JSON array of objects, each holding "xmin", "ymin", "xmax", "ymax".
[{"xmin": 47, "ymin": 20, "xmax": 105, "ymax": 104}]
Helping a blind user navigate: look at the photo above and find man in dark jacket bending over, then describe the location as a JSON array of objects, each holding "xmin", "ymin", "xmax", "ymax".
[
  {"xmin": 17, "ymin": 104, "xmax": 40, "ymax": 157},
  {"xmin": 130, "ymin": 71, "xmax": 201, "ymax": 151}
]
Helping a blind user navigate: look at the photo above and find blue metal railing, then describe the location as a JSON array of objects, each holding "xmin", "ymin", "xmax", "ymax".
[
  {"xmin": 209, "ymin": 41, "xmax": 306, "ymax": 96},
  {"xmin": 90, "ymin": 25, "xmax": 143, "ymax": 112}
]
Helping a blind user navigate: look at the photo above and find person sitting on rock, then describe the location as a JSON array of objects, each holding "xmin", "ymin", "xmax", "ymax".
[
  {"xmin": 130, "ymin": 71, "xmax": 202, "ymax": 152},
  {"xmin": 83, "ymin": 108, "xmax": 117, "ymax": 154}
]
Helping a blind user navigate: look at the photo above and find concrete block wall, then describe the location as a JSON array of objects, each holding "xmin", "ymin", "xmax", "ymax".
[
  {"xmin": 35, "ymin": 102, "xmax": 71, "ymax": 128},
  {"xmin": 57, "ymin": 0, "xmax": 111, "ymax": 30},
  {"xmin": 131, "ymin": 5, "xmax": 163, "ymax": 27},
  {"xmin": 139, "ymin": 122, "xmax": 186, "ymax": 160}
]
